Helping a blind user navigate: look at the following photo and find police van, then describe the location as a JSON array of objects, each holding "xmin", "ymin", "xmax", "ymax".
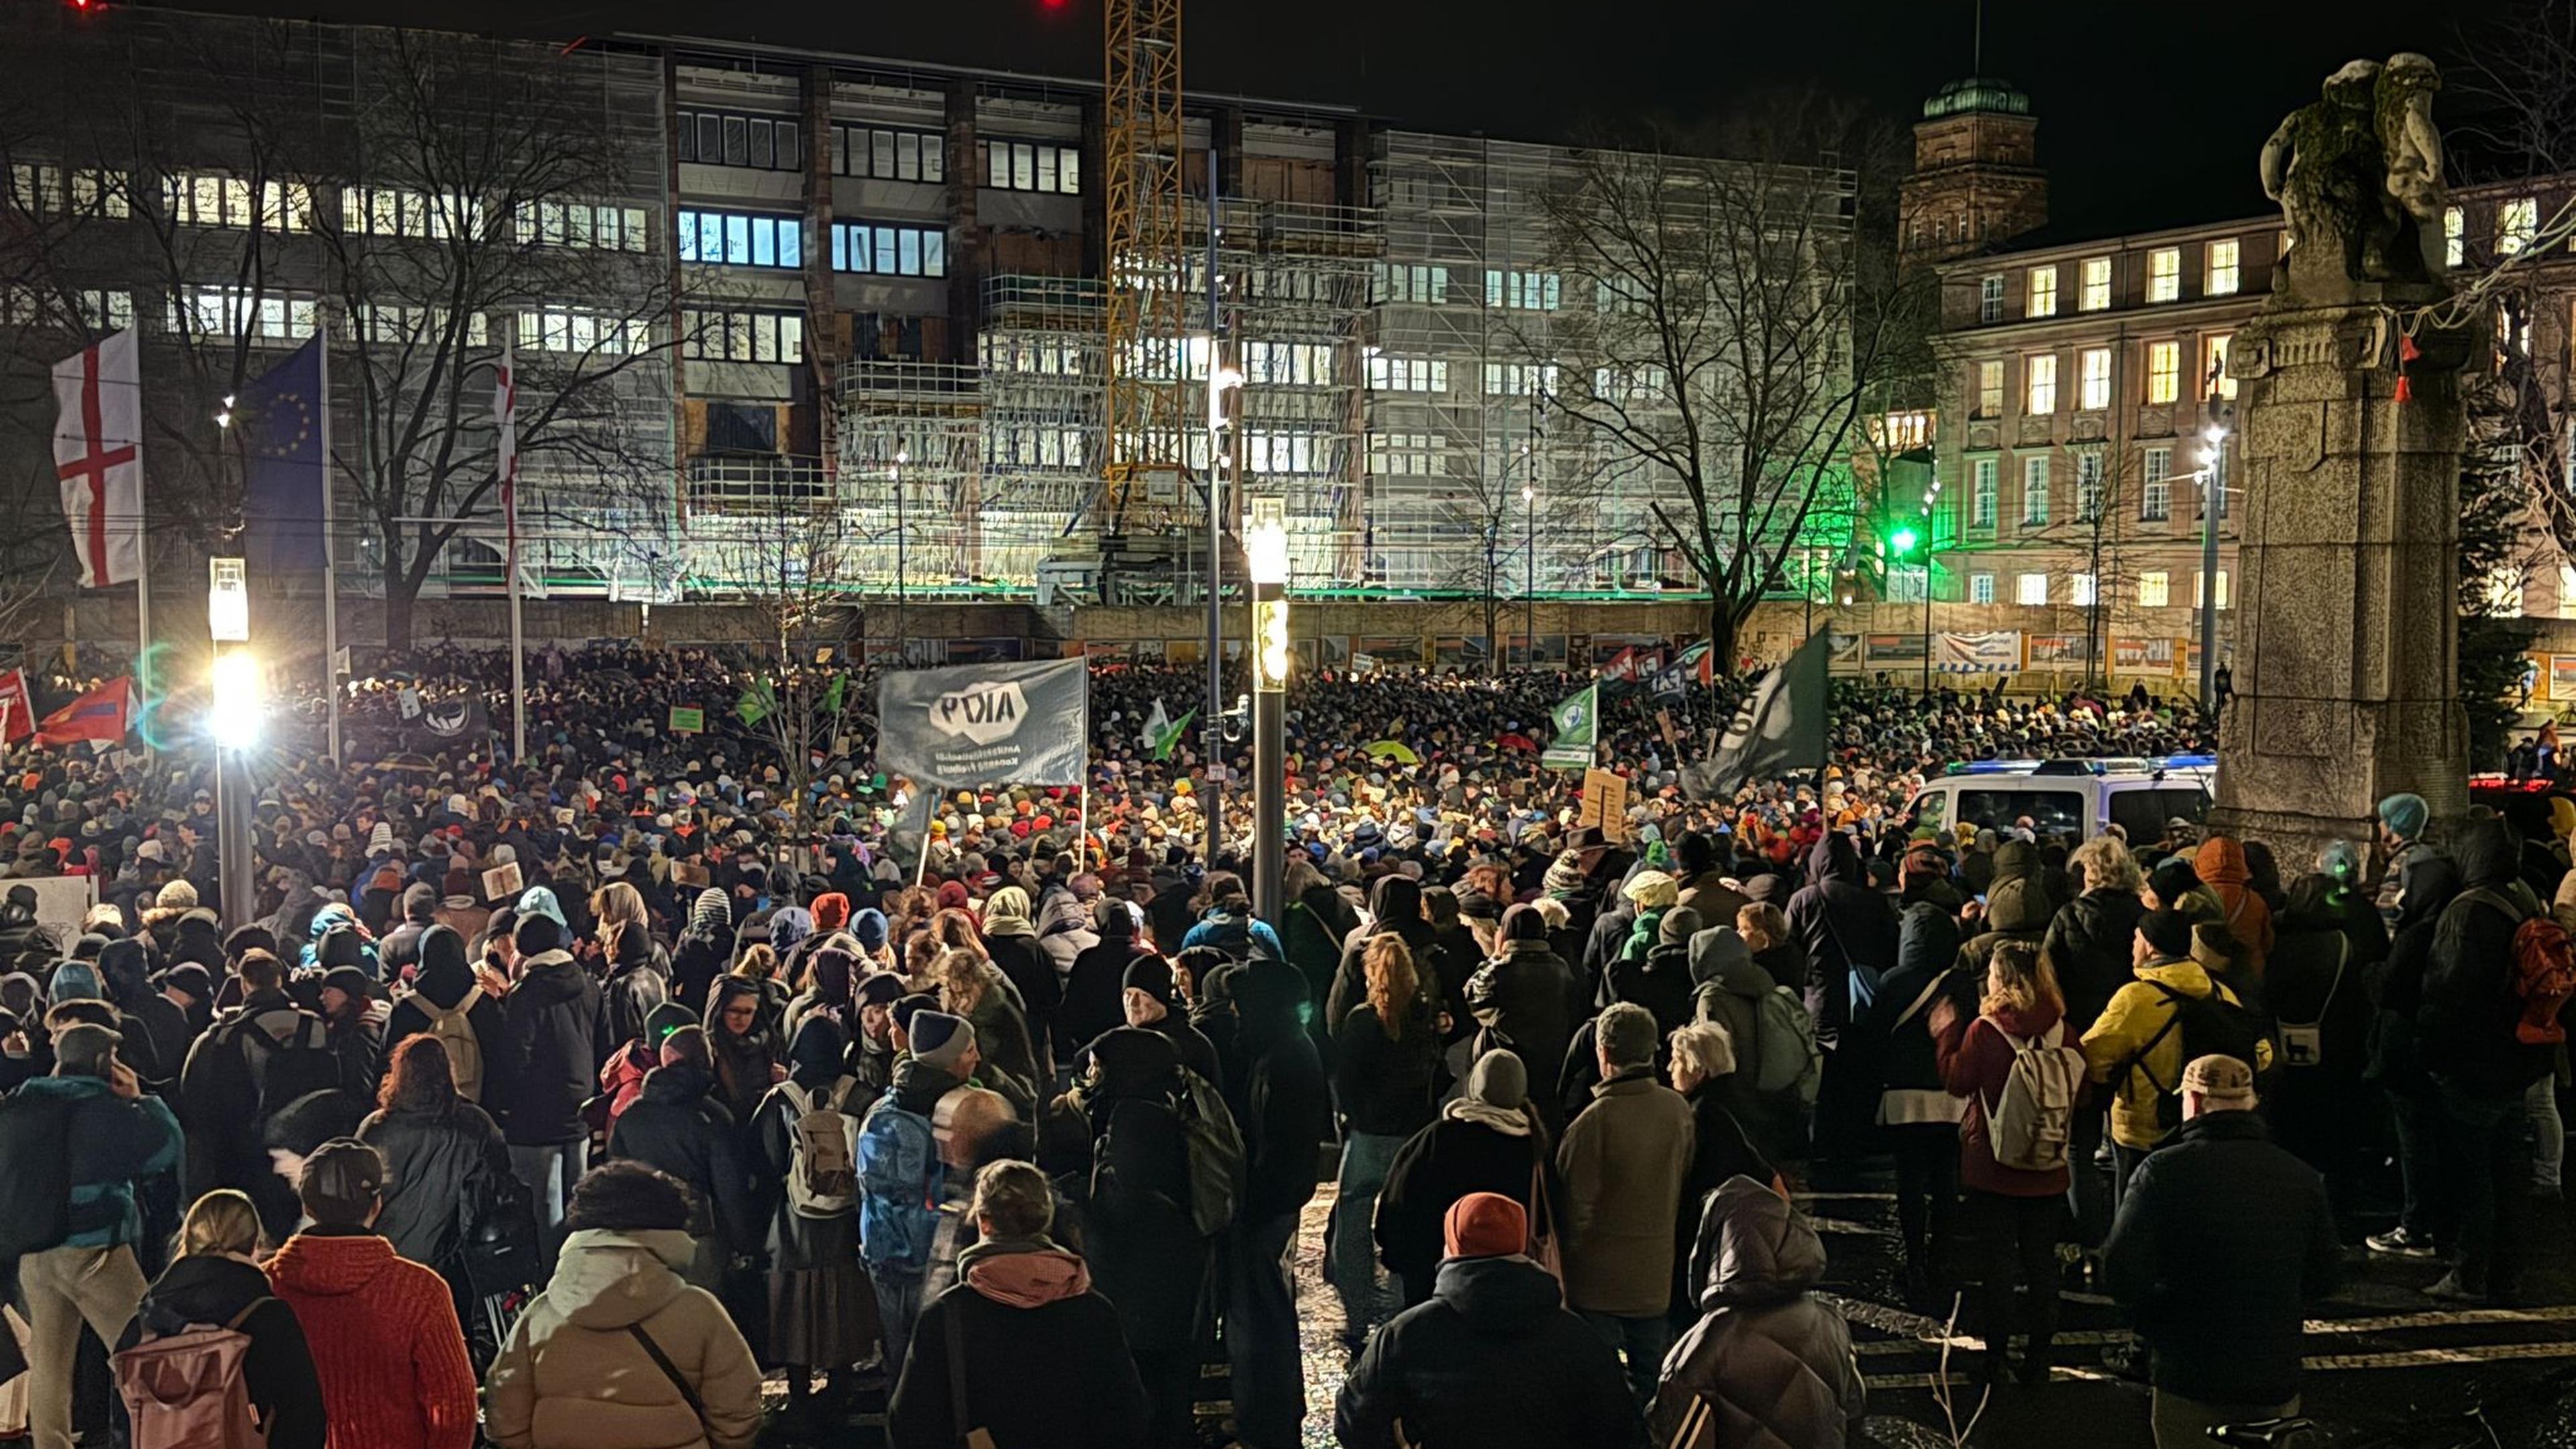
[{"xmin": 1904, "ymin": 756, "xmax": 2217, "ymax": 843}]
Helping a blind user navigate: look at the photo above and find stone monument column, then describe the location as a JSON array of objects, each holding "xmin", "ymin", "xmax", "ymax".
[{"xmin": 2210, "ymin": 53, "xmax": 2472, "ymax": 858}]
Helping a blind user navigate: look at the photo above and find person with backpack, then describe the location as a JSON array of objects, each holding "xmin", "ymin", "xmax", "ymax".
[
  {"xmin": 1687, "ymin": 923, "xmax": 1818, "ymax": 1165},
  {"xmin": 115, "ymin": 1187, "xmax": 327, "ymax": 1449},
  {"xmin": 1933, "ymin": 938, "xmax": 2079, "ymax": 1386},
  {"xmin": 492, "ymin": 912, "xmax": 600, "ymax": 1252},
  {"xmin": 177, "ymin": 949, "xmax": 347, "ymax": 1238},
  {"xmin": 2080, "ymin": 908, "xmax": 2272, "ymax": 1207},
  {"xmin": 484, "ymin": 1161, "xmax": 763, "ymax": 1449},
  {"xmin": 886, "ymin": 1159, "xmax": 1148, "ymax": 1449},
  {"xmin": 262, "ymin": 1138, "xmax": 477, "ymax": 1449},
  {"xmin": 382, "ymin": 926, "xmax": 505, "ymax": 1108},
  {"xmin": 11, "ymin": 1022, "xmax": 182, "ymax": 1449},
  {"xmin": 751, "ymin": 1015, "xmax": 880, "ymax": 1432},
  {"xmin": 1181, "ymin": 873, "xmax": 1283, "ymax": 962},
  {"xmin": 1784, "ymin": 831, "xmax": 1900, "ymax": 1168},
  {"xmin": 357, "ymin": 1034, "xmax": 515, "ymax": 1290},
  {"xmin": 2416, "ymin": 817, "xmax": 2562, "ymax": 1303},
  {"xmin": 604, "ymin": 1026, "xmax": 757, "ymax": 1293},
  {"xmin": 2041, "ymin": 835, "xmax": 2149, "ymax": 1252},
  {"xmin": 857, "ymin": 1008, "xmax": 979, "ymax": 1377},
  {"xmin": 1068, "ymin": 1026, "xmax": 1210, "ymax": 1449},
  {"xmin": 2102, "ymin": 1056, "xmax": 2339, "ymax": 1448}
]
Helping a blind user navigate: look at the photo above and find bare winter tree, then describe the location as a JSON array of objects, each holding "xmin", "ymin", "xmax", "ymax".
[
  {"xmin": 1534, "ymin": 105, "xmax": 1931, "ymax": 675},
  {"xmin": 691, "ymin": 508, "xmax": 861, "ymax": 828}
]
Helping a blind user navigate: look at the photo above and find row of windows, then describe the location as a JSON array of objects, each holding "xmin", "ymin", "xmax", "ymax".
[
  {"xmin": 985, "ymin": 424, "xmax": 1087, "ymax": 470},
  {"xmin": 978, "ymin": 140, "xmax": 1080, "ymax": 195},
  {"xmin": 1244, "ymin": 340, "xmax": 1334, "ymax": 386},
  {"xmin": 1983, "ymin": 239, "xmax": 2241, "ymax": 323},
  {"xmin": 830, "ymin": 222, "xmax": 948, "ymax": 277},
  {"xmin": 7, "ymin": 164, "xmax": 128, "ymax": 219},
  {"xmin": 1964, "ymin": 443, "xmax": 2217, "ymax": 530},
  {"xmin": 514, "ymin": 200, "xmax": 651, "ymax": 252},
  {"xmin": 680, "ymin": 307, "xmax": 803, "ymax": 364},
  {"xmin": 1367, "ymin": 354, "xmax": 1447, "ymax": 392},
  {"xmin": 172, "ymin": 285, "xmax": 319, "ymax": 339},
  {"xmin": 0, "ymin": 286, "xmax": 131, "ymax": 331},
  {"xmin": 519, "ymin": 307, "xmax": 651, "ymax": 356},
  {"xmin": 1960, "ymin": 569, "xmax": 2227, "ymax": 609},
  {"xmin": 678, "ymin": 108, "xmax": 801, "ymax": 172},
  {"xmin": 980, "ymin": 335, "xmax": 1088, "ymax": 376},
  {"xmin": 680, "ymin": 208, "xmax": 804, "ymax": 269},
  {"xmin": 1483, "ymin": 362, "xmax": 1557, "ymax": 396},
  {"xmin": 1971, "ymin": 334, "xmax": 2234, "ymax": 418},
  {"xmin": 830, "ymin": 123, "xmax": 947, "ymax": 183},
  {"xmin": 162, "ymin": 174, "xmax": 322, "ymax": 231},
  {"xmin": 1487, "ymin": 270, "xmax": 1560, "ymax": 311},
  {"xmin": 1368, "ymin": 431, "xmax": 1445, "ymax": 476},
  {"xmin": 1373, "ymin": 263, "xmax": 1449, "ymax": 305}
]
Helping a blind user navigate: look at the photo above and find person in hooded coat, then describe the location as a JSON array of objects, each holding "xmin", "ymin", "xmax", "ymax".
[
  {"xmin": 1326, "ymin": 875, "xmax": 1442, "ymax": 1034},
  {"xmin": 751, "ymin": 1015, "xmax": 881, "ymax": 1427},
  {"xmin": 888, "ymin": 1160, "xmax": 1148, "ymax": 1449},
  {"xmin": 783, "ymin": 942, "xmax": 859, "ymax": 1045},
  {"xmin": 1784, "ymin": 832, "xmax": 1899, "ymax": 1165},
  {"xmin": 484, "ymin": 1161, "xmax": 763, "ymax": 1449},
  {"xmin": 380, "ymin": 883, "xmax": 441, "ymax": 982},
  {"xmin": 977, "ymin": 885, "xmax": 1060, "ymax": 1081},
  {"xmin": 1034, "ymin": 887, "xmax": 1099, "ymax": 989},
  {"xmin": 1220, "ymin": 957, "xmax": 1331, "ymax": 1449},
  {"xmin": 701, "ymin": 975, "xmax": 785, "ymax": 1125},
  {"xmin": 1953, "ymin": 840, "xmax": 2055, "ymax": 978},
  {"xmin": 1283, "ymin": 855, "xmax": 1362, "ymax": 1039},
  {"xmin": 1607, "ymin": 903, "xmax": 1698, "ymax": 1042},
  {"xmin": 97, "ymin": 936, "xmax": 186, "ymax": 1087},
  {"xmin": 384, "ymin": 925, "xmax": 507, "ymax": 1108},
  {"xmin": 1650, "ymin": 1178, "xmax": 1866, "ymax": 1449},
  {"xmin": 1688, "ymin": 924, "xmax": 1811, "ymax": 1165},
  {"xmin": 605, "ymin": 1024, "xmax": 758, "ymax": 1292},
  {"xmin": 1060, "ymin": 899, "xmax": 1152, "ymax": 1070},
  {"xmin": 2265, "ymin": 873, "xmax": 2376, "ymax": 1187},
  {"xmin": 492, "ymin": 912, "xmax": 600, "ymax": 1250},
  {"xmin": 669, "ymin": 888, "xmax": 735, "ymax": 1013},
  {"xmin": 1466, "ymin": 902, "xmax": 1582, "ymax": 1139},
  {"xmin": 1851, "ymin": 883, "xmax": 1972, "ymax": 1302},
  {"xmin": 1071, "ymin": 1026, "xmax": 1211, "ymax": 1449},
  {"xmin": 1373, "ymin": 1049, "xmax": 1564, "ymax": 1310},
  {"xmin": 1336, "ymin": 1192, "xmax": 1644, "ymax": 1449},
  {"xmin": 596, "ymin": 918, "xmax": 671, "ymax": 1073},
  {"xmin": 2194, "ymin": 836, "xmax": 2276, "ymax": 990},
  {"xmin": 360, "ymin": 1032, "xmax": 516, "ymax": 1293}
]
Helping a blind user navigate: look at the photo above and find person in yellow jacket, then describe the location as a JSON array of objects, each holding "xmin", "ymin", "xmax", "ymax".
[{"xmin": 2082, "ymin": 908, "xmax": 2271, "ymax": 1199}]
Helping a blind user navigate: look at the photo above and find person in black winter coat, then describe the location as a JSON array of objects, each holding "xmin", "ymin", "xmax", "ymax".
[
  {"xmin": 2363, "ymin": 853, "xmax": 2460, "ymax": 1261},
  {"xmin": 704, "ymin": 975, "xmax": 787, "ymax": 1124},
  {"xmin": 119, "ymin": 1188, "xmax": 328, "ymax": 1449},
  {"xmin": 753, "ymin": 1016, "xmax": 881, "ymax": 1424},
  {"xmin": 1325, "ymin": 875, "xmax": 1443, "ymax": 1032},
  {"xmin": 176, "ymin": 948, "xmax": 343, "ymax": 1238},
  {"xmin": 1059, "ymin": 900, "xmax": 1151, "ymax": 1069},
  {"xmin": 1336, "ymin": 1191, "xmax": 1644, "ymax": 1449},
  {"xmin": 2265, "ymin": 873, "xmax": 2377, "ymax": 1186},
  {"xmin": 1118, "ymin": 953, "xmax": 1221, "ymax": 1087},
  {"xmin": 378, "ymin": 883, "xmax": 440, "ymax": 981},
  {"xmin": 1853, "ymin": 896, "xmax": 1971, "ymax": 1301},
  {"xmin": 97, "ymin": 937, "xmax": 188, "ymax": 1088},
  {"xmin": 491, "ymin": 913, "xmax": 599, "ymax": 1248},
  {"xmin": 1221, "ymin": 959, "xmax": 1331, "ymax": 1449},
  {"xmin": 358, "ymin": 1032, "xmax": 515, "ymax": 1279},
  {"xmin": 2103, "ymin": 1061, "xmax": 2340, "ymax": 1432},
  {"xmin": 2043, "ymin": 833, "xmax": 2147, "ymax": 1246},
  {"xmin": 1466, "ymin": 902, "xmax": 1583, "ymax": 1140},
  {"xmin": 2416, "ymin": 818, "xmax": 2551, "ymax": 1301},
  {"xmin": 669, "ymin": 888, "xmax": 735, "ymax": 1012},
  {"xmin": 383, "ymin": 926, "xmax": 508, "ymax": 1108},
  {"xmin": 1374, "ymin": 1049, "xmax": 1563, "ymax": 1309},
  {"xmin": 1785, "ymin": 833, "xmax": 1900, "ymax": 1166},
  {"xmin": 606, "ymin": 1024, "xmax": 759, "ymax": 1291},
  {"xmin": 1607, "ymin": 906, "xmax": 1699, "ymax": 1045},
  {"xmin": 1070, "ymin": 1027, "xmax": 1212, "ymax": 1449}
]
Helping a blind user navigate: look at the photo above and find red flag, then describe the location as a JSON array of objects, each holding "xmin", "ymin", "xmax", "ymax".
[
  {"xmin": 0, "ymin": 669, "xmax": 29, "ymax": 743},
  {"xmin": 1603, "ymin": 647, "xmax": 1639, "ymax": 683},
  {"xmin": 37, "ymin": 676, "xmax": 132, "ymax": 747}
]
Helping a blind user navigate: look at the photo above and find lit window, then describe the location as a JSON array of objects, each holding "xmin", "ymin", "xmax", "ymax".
[
  {"xmin": 2027, "ymin": 266, "xmax": 2057, "ymax": 318},
  {"xmin": 2080, "ymin": 256, "xmax": 2111, "ymax": 311},
  {"xmin": 678, "ymin": 208, "xmax": 799, "ymax": 268},
  {"xmin": 2193, "ymin": 570, "xmax": 2233, "ymax": 610},
  {"xmin": 830, "ymin": 221, "xmax": 947, "ymax": 277},
  {"xmin": 1481, "ymin": 362, "xmax": 1558, "ymax": 395},
  {"xmin": 1975, "ymin": 360, "xmax": 2004, "ymax": 418},
  {"xmin": 1247, "ymin": 341, "xmax": 1338, "ymax": 386},
  {"xmin": 1972, "ymin": 457, "xmax": 1998, "ymax": 531},
  {"xmin": 679, "ymin": 307, "xmax": 800, "ymax": 364},
  {"xmin": 1869, "ymin": 411, "xmax": 1933, "ymax": 451},
  {"xmin": 2025, "ymin": 354, "xmax": 2057, "ymax": 415},
  {"xmin": 2076, "ymin": 451, "xmax": 2104, "ymax": 521},
  {"xmin": 1980, "ymin": 274, "xmax": 2004, "ymax": 323},
  {"xmin": 171, "ymin": 286, "xmax": 319, "ymax": 341},
  {"xmin": 1373, "ymin": 264, "xmax": 1449, "ymax": 305},
  {"xmin": 1484, "ymin": 270, "xmax": 1560, "ymax": 311},
  {"xmin": 2142, "ymin": 447, "xmax": 2172, "ymax": 521},
  {"xmin": 821, "ymin": 123, "xmax": 945, "ymax": 183},
  {"xmin": 2145, "ymin": 341, "xmax": 2180, "ymax": 405},
  {"xmin": 2147, "ymin": 247, "xmax": 2181, "ymax": 303},
  {"xmin": 2139, "ymin": 570, "xmax": 2171, "ymax": 608},
  {"xmin": 2079, "ymin": 347, "xmax": 2111, "ymax": 411},
  {"xmin": 2500, "ymin": 196, "xmax": 2538, "ymax": 256},
  {"xmin": 2022, "ymin": 455, "xmax": 2050, "ymax": 525},
  {"xmin": 1366, "ymin": 355, "xmax": 1447, "ymax": 392},
  {"xmin": 1970, "ymin": 574, "xmax": 1996, "ymax": 605},
  {"xmin": 2206, "ymin": 238, "xmax": 2241, "ymax": 295},
  {"xmin": 2204, "ymin": 333, "xmax": 2235, "ymax": 400},
  {"xmin": 2017, "ymin": 572, "xmax": 2049, "ymax": 606},
  {"xmin": 2445, "ymin": 205, "xmax": 2465, "ymax": 266},
  {"xmin": 977, "ymin": 139, "xmax": 1082, "ymax": 195},
  {"xmin": 2070, "ymin": 574, "xmax": 2098, "ymax": 606}
]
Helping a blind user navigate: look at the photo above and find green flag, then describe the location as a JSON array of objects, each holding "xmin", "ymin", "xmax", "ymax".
[
  {"xmin": 822, "ymin": 674, "xmax": 846, "ymax": 715},
  {"xmin": 1540, "ymin": 683, "xmax": 1597, "ymax": 770},
  {"xmin": 735, "ymin": 684, "xmax": 774, "ymax": 727},
  {"xmin": 1152, "ymin": 706, "xmax": 1198, "ymax": 761}
]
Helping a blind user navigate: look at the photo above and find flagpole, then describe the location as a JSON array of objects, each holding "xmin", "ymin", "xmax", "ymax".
[
  {"xmin": 133, "ymin": 475, "xmax": 149, "ymax": 680},
  {"xmin": 318, "ymin": 333, "xmax": 343, "ymax": 766},
  {"xmin": 499, "ymin": 347, "xmax": 527, "ymax": 763},
  {"xmin": 1589, "ymin": 682, "xmax": 1600, "ymax": 769}
]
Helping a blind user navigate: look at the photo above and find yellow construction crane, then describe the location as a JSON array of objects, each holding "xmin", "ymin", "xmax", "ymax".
[{"xmin": 1099, "ymin": 0, "xmax": 1193, "ymax": 534}]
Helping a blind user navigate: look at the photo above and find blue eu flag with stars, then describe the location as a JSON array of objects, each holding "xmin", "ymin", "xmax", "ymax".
[{"xmin": 240, "ymin": 337, "xmax": 326, "ymax": 574}]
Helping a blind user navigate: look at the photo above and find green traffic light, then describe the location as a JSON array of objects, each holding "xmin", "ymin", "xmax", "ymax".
[{"xmin": 1888, "ymin": 526, "xmax": 1919, "ymax": 556}]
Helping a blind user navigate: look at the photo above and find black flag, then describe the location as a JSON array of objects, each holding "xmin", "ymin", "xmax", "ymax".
[{"xmin": 1682, "ymin": 631, "xmax": 1830, "ymax": 801}]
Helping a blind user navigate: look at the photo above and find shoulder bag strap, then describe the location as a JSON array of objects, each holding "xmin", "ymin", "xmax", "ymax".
[
  {"xmin": 2118, "ymin": 981, "xmax": 2188, "ymax": 1094},
  {"xmin": 1891, "ymin": 971, "xmax": 1948, "ymax": 1032},
  {"xmin": 625, "ymin": 1322, "xmax": 709, "ymax": 1429},
  {"xmin": 945, "ymin": 1293, "xmax": 975, "ymax": 1444},
  {"xmin": 222, "ymin": 1296, "xmax": 274, "ymax": 1332}
]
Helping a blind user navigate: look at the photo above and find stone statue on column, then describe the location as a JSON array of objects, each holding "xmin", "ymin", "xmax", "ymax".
[{"xmin": 2214, "ymin": 54, "xmax": 2475, "ymax": 860}]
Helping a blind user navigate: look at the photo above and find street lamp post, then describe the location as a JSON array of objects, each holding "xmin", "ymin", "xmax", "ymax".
[
  {"xmin": 207, "ymin": 557, "xmax": 260, "ymax": 932},
  {"xmin": 2197, "ymin": 423, "xmax": 2227, "ymax": 709},
  {"xmin": 1521, "ymin": 484, "xmax": 1536, "ymax": 669},
  {"xmin": 1246, "ymin": 498, "xmax": 1289, "ymax": 926}
]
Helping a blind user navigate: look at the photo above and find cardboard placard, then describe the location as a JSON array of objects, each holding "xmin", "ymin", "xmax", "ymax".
[
  {"xmin": 668, "ymin": 706, "xmax": 704, "ymax": 735},
  {"xmin": 672, "ymin": 859, "xmax": 711, "ymax": 889},
  {"xmin": 481, "ymin": 861, "xmax": 523, "ymax": 902},
  {"xmin": 1577, "ymin": 767, "xmax": 1629, "ymax": 840}
]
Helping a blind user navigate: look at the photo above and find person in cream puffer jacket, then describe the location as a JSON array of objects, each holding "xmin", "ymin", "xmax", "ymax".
[{"xmin": 484, "ymin": 1162, "xmax": 762, "ymax": 1449}]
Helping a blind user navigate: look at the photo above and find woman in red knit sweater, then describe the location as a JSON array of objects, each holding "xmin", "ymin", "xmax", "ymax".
[
  {"xmin": 1931, "ymin": 939, "xmax": 2074, "ymax": 1388},
  {"xmin": 265, "ymin": 1138, "xmax": 480, "ymax": 1449}
]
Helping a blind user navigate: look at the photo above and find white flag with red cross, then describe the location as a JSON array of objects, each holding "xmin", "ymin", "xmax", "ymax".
[{"xmin": 52, "ymin": 329, "xmax": 144, "ymax": 588}]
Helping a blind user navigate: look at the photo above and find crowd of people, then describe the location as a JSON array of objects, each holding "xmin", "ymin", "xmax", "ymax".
[{"xmin": 12, "ymin": 642, "xmax": 2545, "ymax": 1449}]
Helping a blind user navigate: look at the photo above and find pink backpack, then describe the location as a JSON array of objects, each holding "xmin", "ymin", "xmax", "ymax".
[{"xmin": 112, "ymin": 1299, "xmax": 270, "ymax": 1449}]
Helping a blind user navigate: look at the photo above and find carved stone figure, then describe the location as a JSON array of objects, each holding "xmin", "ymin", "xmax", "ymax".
[
  {"xmin": 2261, "ymin": 54, "xmax": 2451, "ymax": 295},
  {"xmin": 2379, "ymin": 52, "xmax": 2448, "ymax": 276}
]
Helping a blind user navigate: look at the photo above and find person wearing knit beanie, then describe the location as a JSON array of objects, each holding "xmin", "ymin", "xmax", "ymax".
[
  {"xmin": 1542, "ymin": 850, "xmax": 1587, "ymax": 897},
  {"xmin": 643, "ymin": 1000, "xmax": 696, "ymax": 1048},
  {"xmin": 690, "ymin": 888, "xmax": 731, "ymax": 932},
  {"xmin": 2376, "ymin": 791, "xmax": 2430, "ymax": 843},
  {"xmin": 2137, "ymin": 907, "xmax": 2195, "ymax": 961},
  {"xmin": 910, "ymin": 1010, "xmax": 978, "ymax": 1078},
  {"xmin": 513, "ymin": 912, "xmax": 564, "ymax": 958},
  {"xmin": 849, "ymin": 909, "xmax": 890, "ymax": 955},
  {"xmin": 1444, "ymin": 1191, "xmax": 1528, "ymax": 1260},
  {"xmin": 810, "ymin": 892, "xmax": 851, "ymax": 934}
]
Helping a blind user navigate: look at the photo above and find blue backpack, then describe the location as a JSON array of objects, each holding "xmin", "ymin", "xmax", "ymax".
[{"xmin": 855, "ymin": 1099, "xmax": 941, "ymax": 1274}]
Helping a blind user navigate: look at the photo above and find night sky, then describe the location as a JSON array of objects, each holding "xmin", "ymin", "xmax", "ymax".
[{"xmin": 185, "ymin": 0, "xmax": 2521, "ymax": 237}]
